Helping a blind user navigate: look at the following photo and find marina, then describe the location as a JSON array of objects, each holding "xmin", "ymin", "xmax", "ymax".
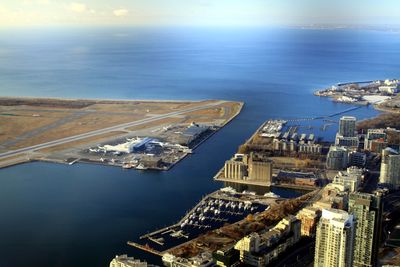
[{"xmin": 129, "ymin": 188, "xmax": 275, "ymax": 255}]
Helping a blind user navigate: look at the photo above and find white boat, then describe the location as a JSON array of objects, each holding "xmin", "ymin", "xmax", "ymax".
[
  {"xmin": 122, "ymin": 163, "xmax": 133, "ymax": 169},
  {"xmin": 220, "ymin": 187, "xmax": 237, "ymax": 194},
  {"xmin": 242, "ymin": 190, "xmax": 256, "ymax": 196},
  {"xmin": 136, "ymin": 164, "xmax": 148, "ymax": 170},
  {"xmin": 264, "ymin": 192, "xmax": 280, "ymax": 198},
  {"xmin": 171, "ymin": 230, "xmax": 183, "ymax": 237}
]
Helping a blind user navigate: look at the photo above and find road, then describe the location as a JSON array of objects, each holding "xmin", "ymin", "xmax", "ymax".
[{"xmin": 0, "ymin": 101, "xmax": 227, "ymax": 160}]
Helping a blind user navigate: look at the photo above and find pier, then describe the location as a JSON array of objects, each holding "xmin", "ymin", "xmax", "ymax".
[
  {"xmin": 337, "ymin": 80, "xmax": 373, "ymax": 86},
  {"xmin": 127, "ymin": 241, "xmax": 163, "ymax": 256}
]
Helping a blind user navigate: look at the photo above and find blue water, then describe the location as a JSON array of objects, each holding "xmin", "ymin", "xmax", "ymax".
[{"xmin": 0, "ymin": 27, "xmax": 399, "ymax": 267}]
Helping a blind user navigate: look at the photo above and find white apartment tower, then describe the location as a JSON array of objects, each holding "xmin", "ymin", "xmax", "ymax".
[
  {"xmin": 379, "ymin": 148, "xmax": 400, "ymax": 189},
  {"xmin": 314, "ymin": 208, "xmax": 355, "ymax": 267}
]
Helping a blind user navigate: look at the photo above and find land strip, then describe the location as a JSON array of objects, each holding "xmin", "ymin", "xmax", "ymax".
[{"xmin": 0, "ymin": 98, "xmax": 243, "ymax": 169}]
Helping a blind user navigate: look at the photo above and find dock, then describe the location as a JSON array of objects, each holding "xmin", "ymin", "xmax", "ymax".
[
  {"xmin": 337, "ymin": 80, "xmax": 373, "ymax": 86},
  {"xmin": 140, "ymin": 225, "xmax": 179, "ymax": 240},
  {"xmin": 127, "ymin": 241, "xmax": 163, "ymax": 256}
]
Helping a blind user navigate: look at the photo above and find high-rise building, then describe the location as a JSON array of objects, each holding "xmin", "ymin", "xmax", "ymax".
[
  {"xmin": 364, "ymin": 129, "xmax": 387, "ymax": 152},
  {"xmin": 339, "ymin": 116, "xmax": 357, "ymax": 137},
  {"xmin": 326, "ymin": 146, "xmax": 349, "ymax": 170},
  {"xmin": 335, "ymin": 134, "xmax": 360, "ymax": 148},
  {"xmin": 349, "ymin": 192, "xmax": 383, "ymax": 267},
  {"xmin": 348, "ymin": 151, "xmax": 366, "ymax": 168},
  {"xmin": 379, "ymin": 148, "xmax": 400, "ymax": 189},
  {"xmin": 369, "ymin": 139, "xmax": 388, "ymax": 154},
  {"xmin": 335, "ymin": 116, "xmax": 359, "ymax": 148},
  {"xmin": 314, "ymin": 208, "xmax": 355, "ymax": 267}
]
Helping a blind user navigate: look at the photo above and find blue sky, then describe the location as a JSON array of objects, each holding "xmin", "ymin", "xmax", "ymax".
[{"xmin": 0, "ymin": 0, "xmax": 400, "ymax": 27}]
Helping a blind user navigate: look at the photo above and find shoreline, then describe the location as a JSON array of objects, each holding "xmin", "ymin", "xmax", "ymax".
[
  {"xmin": 0, "ymin": 96, "xmax": 244, "ymax": 105},
  {"xmin": 314, "ymin": 79, "xmax": 399, "ymax": 116},
  {"xmin": 0, "ymin": 98, "xmax": 244, "ymax": 170}
]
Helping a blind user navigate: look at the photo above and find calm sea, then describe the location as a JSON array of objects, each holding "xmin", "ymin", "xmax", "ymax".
[{"xmin": 0, "ymin": 27, "xmax": 399, "ymax": 266}]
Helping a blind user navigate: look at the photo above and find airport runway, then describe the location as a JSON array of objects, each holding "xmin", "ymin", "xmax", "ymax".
[{"xmin": 0, "ymin": 101, "xmax": 226, "ymax": 160}]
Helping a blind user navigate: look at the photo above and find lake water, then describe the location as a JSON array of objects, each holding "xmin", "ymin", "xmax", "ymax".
[{"xmin": 0, "ymin": 27, "xmax": 399, "ymax": 266}]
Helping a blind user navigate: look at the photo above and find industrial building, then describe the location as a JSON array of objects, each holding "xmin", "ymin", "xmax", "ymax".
[
  {"xmin": 314, "ymin": 208, "xmax": 355, "ymax": 267},
  {"xmin": 349, "ymin": 192, "xmax": 383, "ymax": 267},
  {"xmin": 276, "ymin": 170, "xmax": 318, "ymax": 187},
  {"xmin": 181, "ymin": 123, "xmax": 210, "ymax": 145},
  {"xmin": 248, "ymin": 154, "xmax": 273, "ymax": 183},
  {"xmin": 379, "ymin": 148, "xmax": 400, "ymax": 189},
  {"xmin": 223, "ymin": 153, "xmax": 273, "ymax": 185},
  {"xmin": 224, "ymin": 156, "xmax": 247, "ymax": 180}
]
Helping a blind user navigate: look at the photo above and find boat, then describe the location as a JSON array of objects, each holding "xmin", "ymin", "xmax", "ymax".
[
  {"xmin": 220, "ymin": 187, "xmax": 237, "ymax": 194},
  {"xmin": 122, "ymin": 163, "xmax": 133, "ymax": 169},
  {"xmin": 170, "ymin": 230, "xmax": 183, "ymax": 237},
  {"xmin": 264, "ymin": 192, "xmax": 280, "ymax": 198},
  {"xmin": 242, "ymin": 190, "xmax": 256, "ymax": 196},
  {"xmin": 136, "ymin": 164, "xmax": 148, "ymax": 170}
]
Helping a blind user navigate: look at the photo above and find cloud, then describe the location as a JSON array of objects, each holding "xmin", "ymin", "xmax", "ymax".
[
  {"xmin": 67, "ymin": 2, "xmax": 86, "ymax": 13},
  {"xmin": 22, "ymin": 0, "xmax": 50, "ymax": 5},
  {"xmin": 113, "ymin": 8, "xmax": 128, "ymax": 17},
  {"xmin": 36, "ymin": 0, "xmax": 50, "ymax": 4}
]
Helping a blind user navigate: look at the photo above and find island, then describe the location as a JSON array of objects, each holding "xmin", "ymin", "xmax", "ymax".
[
  {"xmin": 314, "ymin": 79, "xmax": 399, "ymax": 106},
  {"xmin": 0, "ymin": 97, "xmax": 243, "ymax": 170}
]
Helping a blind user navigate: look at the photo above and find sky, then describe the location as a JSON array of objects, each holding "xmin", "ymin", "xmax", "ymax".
[{"xmin": 0, "ymin": 0, "xmax": 400, "ymax": 27}]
